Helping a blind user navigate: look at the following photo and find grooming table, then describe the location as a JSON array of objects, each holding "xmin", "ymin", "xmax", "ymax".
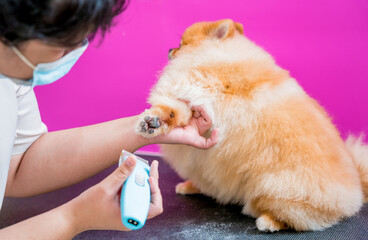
[{"xmin": 1, "ymin": 155, "xmax": 367, "ymax": 240}]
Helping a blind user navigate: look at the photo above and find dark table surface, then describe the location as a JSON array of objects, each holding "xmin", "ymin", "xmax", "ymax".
[{"xmin": 1, "ymin": 154, "xmax": 367, "ymax": 240}]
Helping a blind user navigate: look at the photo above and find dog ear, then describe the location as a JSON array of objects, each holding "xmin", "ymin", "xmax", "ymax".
[
  {"xmin": 212, "ymin": 19, "xmax": 233, "ymax": 39},
  {"xmin": 235, "ymin": 22, "xmax": 244, "ymax": 35},
  {"xmin": 212, "ymin": 19, "xmax": 243, "ymax": 39},
  {"xmin": 211, "ymin": 19, "xmax": 243, "ymax": 40}
]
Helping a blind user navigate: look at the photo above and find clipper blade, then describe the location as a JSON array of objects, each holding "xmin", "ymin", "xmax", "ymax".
[{"xmin": 119, "ymin": 150, "xmax": 149, "ymax": 166}]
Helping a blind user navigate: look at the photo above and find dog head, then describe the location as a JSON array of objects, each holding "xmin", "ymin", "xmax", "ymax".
[{"xmin": 168, "ymin": 19, "xmax": 244, "ymax": 60}]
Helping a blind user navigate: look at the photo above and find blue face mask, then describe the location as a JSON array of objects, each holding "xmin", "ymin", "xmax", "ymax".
[{"xmin": 11, "ymin": 39, "xmax": 89, "ymax": 87}]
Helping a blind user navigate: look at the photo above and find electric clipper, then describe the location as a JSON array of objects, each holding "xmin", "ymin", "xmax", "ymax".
[{"xmin": 119, "ymin": 150, "xmax": 151, "ymax": 230}]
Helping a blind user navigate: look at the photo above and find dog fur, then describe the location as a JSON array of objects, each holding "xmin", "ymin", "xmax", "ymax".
[{"xmin": 135, "ymin": 19, "xmax": 368, "ymax": 231}]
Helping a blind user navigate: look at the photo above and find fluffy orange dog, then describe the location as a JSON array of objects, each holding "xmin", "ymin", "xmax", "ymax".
[{"xmin": 136, "ymin": 19, "xmax": 368, "ymax": 231}]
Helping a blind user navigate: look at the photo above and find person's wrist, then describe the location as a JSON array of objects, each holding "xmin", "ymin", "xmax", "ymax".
[{"xmin": 55, "ymin": 201, "xmax": 83, "ymax": 237}]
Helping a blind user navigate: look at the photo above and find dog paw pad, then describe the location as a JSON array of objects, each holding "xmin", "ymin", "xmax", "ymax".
[{"xmin": 139, "ymin": 115, "xmax": 162, "ymax": 135}]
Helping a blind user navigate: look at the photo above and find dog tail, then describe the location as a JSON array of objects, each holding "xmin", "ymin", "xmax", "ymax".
[{"xmin": 346, "ymin": 134, "xmax": 368, "ymax": 203}]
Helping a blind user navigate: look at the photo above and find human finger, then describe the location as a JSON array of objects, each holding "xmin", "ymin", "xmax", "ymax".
[
  {"xmin": 100, "ymin": 156, "xmax": 136, "ymax": 193},
  {"xmin": 150, "ymin": 160, "xmax": 159, "ymax": 187},
  {"xmin": 191, "ymin": 105, "xmax": 212, "ymax": 125},
  {"xmin": 148, "ymin": 177, "xmax": 163, "ymax": 217},
  {"xmin": 192, "ymin": 128, "xmax": 219, "ymax": 149}
]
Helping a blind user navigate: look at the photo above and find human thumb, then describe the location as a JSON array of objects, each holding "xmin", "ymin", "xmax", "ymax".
[{"xmin": 101, "ymin": 155, "xmax": 137, "ymax": 192}]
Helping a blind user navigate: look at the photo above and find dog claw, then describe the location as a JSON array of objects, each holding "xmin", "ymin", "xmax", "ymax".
[
  {"xmin": 148, "ymin": 129, "xmax": 154, "ymax": 134},
  {"xmin": 148, "ymin": 117, "xmax": 161, "ymax": 128}
]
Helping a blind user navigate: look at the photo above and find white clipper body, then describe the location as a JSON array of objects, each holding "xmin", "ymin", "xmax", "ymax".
[{"xmin": 119, "ymin": 150, "xmax": 151, "ymax": 230}]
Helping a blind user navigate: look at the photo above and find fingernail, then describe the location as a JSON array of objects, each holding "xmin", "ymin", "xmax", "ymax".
[{"xmin": 126, "ymin": 157, "xmax": 136, "ymax": 167}]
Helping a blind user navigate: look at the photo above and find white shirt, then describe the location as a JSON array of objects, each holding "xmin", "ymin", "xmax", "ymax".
[{"xmin": 0, "ymin": 74, "xmax": 47, "ymax": 209}]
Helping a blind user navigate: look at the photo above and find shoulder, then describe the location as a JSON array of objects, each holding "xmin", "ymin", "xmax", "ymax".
[{"xmin": 0, "ymin": 74, "xmax": 17, "ymax": 116}]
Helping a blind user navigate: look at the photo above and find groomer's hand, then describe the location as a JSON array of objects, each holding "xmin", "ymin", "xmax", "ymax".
[
  {"xmin": 147, "ymin": 160, "xmax": 163, "ymax": 219},
  {"xmin": 151, "ymin": 105, "xmax": 219, "ymax": 149},
  {"xmin": 68, "ymin": 156, "xmax": 163, "ymax": 233}
]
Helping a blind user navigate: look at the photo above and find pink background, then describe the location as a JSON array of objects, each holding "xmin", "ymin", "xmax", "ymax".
[{"xmin": 35, "ymin": 0, "xmax": 368, "ymax": 153}]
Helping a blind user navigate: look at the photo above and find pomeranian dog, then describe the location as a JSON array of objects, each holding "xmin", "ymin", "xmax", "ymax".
[{"xmin": 135, "ymin": 19, "xmax": 368, "ymax": 231}]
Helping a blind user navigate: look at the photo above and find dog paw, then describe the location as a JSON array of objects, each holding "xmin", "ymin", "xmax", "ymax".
[
  {"xmin": 175, "ymin": 180, "xmax": 201, "ymax": 195},
  {"xmin": 136, "ymin": 113, "xmax": 166, "ymax": 138},
  {"xmin": 136, "ymin": 102, "xmax": 191, "ymax": 138},
  {"xmin": 256, "ymin": 213, "xmax": 287, "ymax": 232}
]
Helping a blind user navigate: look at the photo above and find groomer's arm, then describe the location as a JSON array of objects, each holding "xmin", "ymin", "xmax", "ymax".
[
  {"xmin": 5, "ymin": 108, "xmax": 217, "ymax": 197},
  {"xmin": 5, "ymin": 116, "xmax": 147, "ymax": 197},
  {"xmin": 0, "ymin": 202, "xmax": 77, "ymax": 239}
]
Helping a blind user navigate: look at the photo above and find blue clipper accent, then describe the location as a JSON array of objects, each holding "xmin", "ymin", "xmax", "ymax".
[{"xmin": 119, "ymin": 151, "xmax": 151, "ymax": 230}]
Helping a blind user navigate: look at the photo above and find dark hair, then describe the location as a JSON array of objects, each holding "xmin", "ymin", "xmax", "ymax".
[{"xmin": 0, "ymin": 0, "xmax": 129, "ymax": 47}]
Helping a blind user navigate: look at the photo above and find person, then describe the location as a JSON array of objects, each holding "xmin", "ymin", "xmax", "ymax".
[{"xmin": 0, "ymin": 0, "xmax": 218, "ymax": 239}]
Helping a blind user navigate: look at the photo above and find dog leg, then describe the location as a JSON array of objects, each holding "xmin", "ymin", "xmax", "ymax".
[
  {"xmin": 241, "ymin": 200, "xmax": 261, "ymax": 218},
  {"xmin": 175, "ymin": 180, "xmax": 201, "ymax": 195},
  {"xmin": 136, "ymin": 101, "xmax": 192, "ymax": 138}
]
